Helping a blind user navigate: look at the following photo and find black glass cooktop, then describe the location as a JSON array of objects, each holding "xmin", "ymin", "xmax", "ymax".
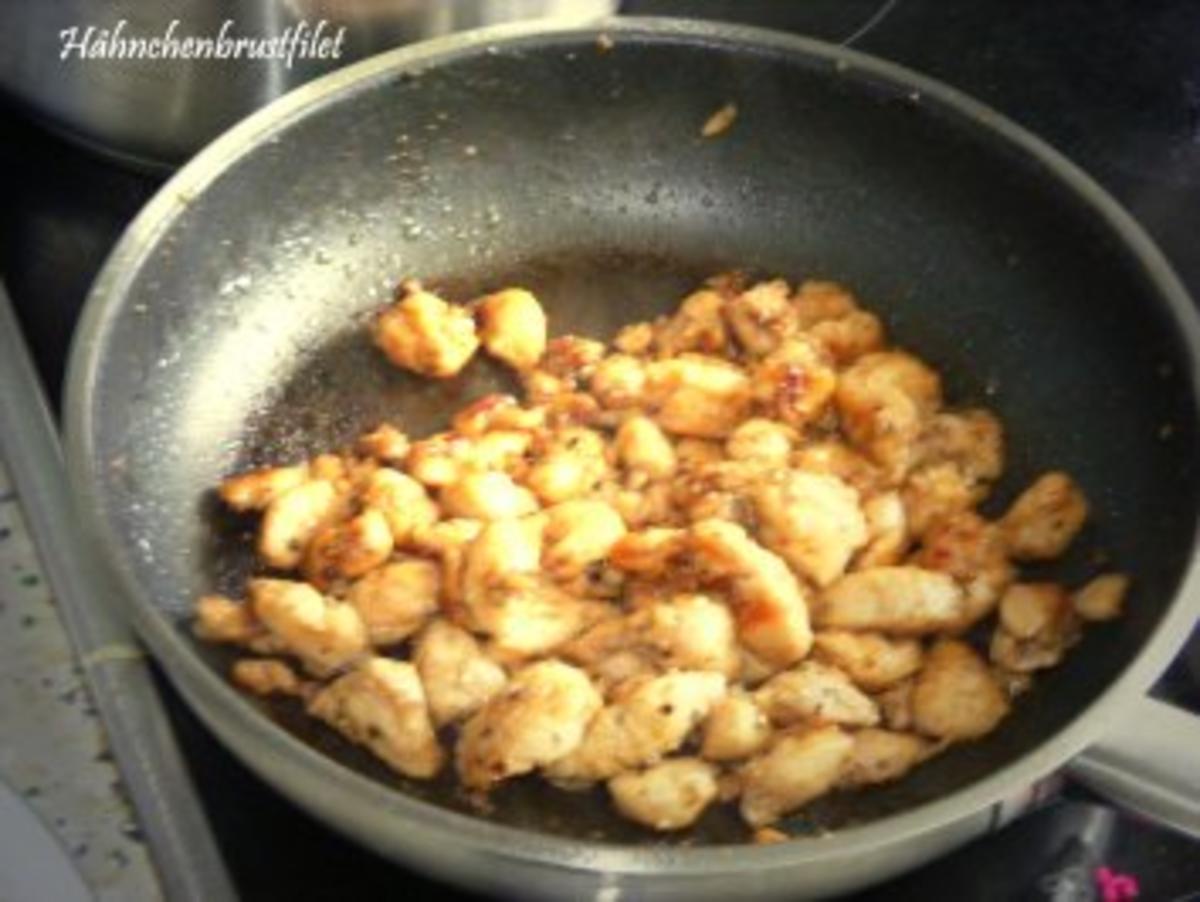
[{"xmin": 3, "ymin": 1, "xmax": 1199, "ymax": 899}]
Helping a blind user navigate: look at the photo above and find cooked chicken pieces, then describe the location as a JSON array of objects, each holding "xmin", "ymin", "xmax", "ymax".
[{"xmin": 198, "ymin": 274, "xmax": 1121, "ymax": 838}]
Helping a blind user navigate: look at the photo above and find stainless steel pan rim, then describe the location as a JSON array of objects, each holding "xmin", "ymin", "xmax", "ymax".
[{"xmin": 64, "ymin": 16, "xmax": 1200, "ymax": 876}]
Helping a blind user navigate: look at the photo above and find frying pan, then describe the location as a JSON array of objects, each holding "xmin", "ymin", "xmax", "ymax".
[{"xmin": 64, "ymin": 18, "xmax": 1200, "ymax": 899}]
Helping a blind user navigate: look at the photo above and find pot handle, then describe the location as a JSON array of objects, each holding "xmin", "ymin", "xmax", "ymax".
[{"xmin": 1067, "ymin": 695, "xmax": 1200, "ymax": 839}]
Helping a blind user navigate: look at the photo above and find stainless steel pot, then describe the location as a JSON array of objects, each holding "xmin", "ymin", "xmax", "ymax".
[{"xmin": 0, "ymin": 0, "xmax": 614, "ymax": 169}]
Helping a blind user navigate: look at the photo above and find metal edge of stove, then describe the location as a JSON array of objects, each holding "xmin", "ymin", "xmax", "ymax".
[{"xmin": 0, "ymin": 280, "xmax": 235, "ymax": 902}]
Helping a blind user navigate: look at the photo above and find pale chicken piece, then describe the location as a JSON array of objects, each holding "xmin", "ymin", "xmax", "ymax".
[
  {"xmin": 902, "ymin": 462, "xmax": 984, "ymax": 539},
  {"xmin": 615, "ymin": 416, "xmax": 676, "ymax": 479},
  {"xmin": 990, "ymin": 583, "xmax": 1080, "ymax": 672},
  {"xmin": 194, "ymin": 594, "xmax": 260, "ymax": 644},
  {"xmin": 608, "ymin": 528, "xmax": 689, "ymax": 573},
  {"xmin": 690, "ymin": 519, "xmax": 814, "ymax": 669},
  {"xmin": 753, "ymin": 661, "xmax": 879, "ymax": 728},
  {"xmin": 451, "ymin": 393, "xmax": 545, "ymax": 437},
  {"xmin": 753, "ymin": 471, "xmax": 868, "ymax": 588},
  {"xmin": 874, "ymin": 679, "xmax": 915, "ymax": 731},
  {"xmin": 590, "ymin": 354, "xmax": 648, "ymax": 410},
  {"xmin": 545, "ymin": 671, "xmax": 727, "ymax": 784},
  {"xmin": 855, "ymin": 491, "xmax": 910, "ymax": 569},
  {"xmin": 791, "ymin": 280, "xmax": 859, "ymax": 327},
  {"xmin": 701, "ymin": 691, "xmax": 772, "ymax": 761},
  {"xmin": 653, "ymin": 288, "xmax": 729, "ymax": 356},
  {"xmin": 724, "ymin": 279, "xmax": 798, "ymax": 356},
  {"xmin": 309, "ymin": 658, "xmax": 444, "ymax": 779},
  {"xmin": 914, "ymin": 510, "xmax": 1015, "ymax": 627},
  {"xmin": 837, "ymin": 728, "xmax": 931, "ymax": 789},
  {"xmin": 485, "ymin": 576, "xmax": 600, "ymax": 660},
  {"xmin": 231, "ymin": 658, "xmax": 302, "ymax": 697},
  {"xmin": 614, "ymin": 321, "xmax": 655, "ymax": 356},
  {"xmin": 461, "ymin": 517, "xmax": 545, "ymax": 622},
  {"xmin": 356, "ymin": 423, "xmax": 411, "ymax": 466},
  {"xmin": 644, "ymin": 355, "xmax": 752, "ymax": 439},
  {"xmin": 456, "ymin": 660, "xmax": 602, "ymax": 790},
  {"xmin": 476, "ymin": 288, "xmax": 547, "ymax": 371},
  {"xmin": 725, "ymin": 419, "xmax": 797, "ymax": 465},
  {"xmin": 249, "ymin": 578, "xmax": 368, "ymax": 676},
  {"xmin": 258, "ymin": 479, "xmax": 340, "ymax": 570},
  {"xmin": 670, "ymin": 459, "xmax": 765, "ymax": 527},
  {"xmin": 1001, "ymin": 472, "xmax": 1090, "ymax": 561},
  {"xmin": 739, "ymin": 726, "xmax": 854, "ymax": 827},
  {"xmin": 525, "ymin": 427, "xmax": 611, "ymax": 504},
  {"xmin": 792, "ymin": 440, "xmax": 885, "ymax": 498},
  {"xmin": 816, "ymin": 566, "xmax": 965, "ymax": 635},
  {"xmin": 345, "ymin": 559, "xmax": 440, "ymax": 646},
  {"xmin": 811, "ymin": 631, "xmax": 923, "ymax": 692},
  {"xmin": 219, "ymin": 465, "xmax": 309, "ymax": 512},
  {"xmin": 1073, "ymin": 573, "xmax": 1130, "ymax": 622},
  {"xmin": 918, "ymin": 409, "xmax": 1004, "ymax": 482},
  {"xmin": 608, "ymin": 758, "xmax": 720, "ymax": 831},
  {"xmin": 749, "ymin": 337, "xmax": 838, "ymax": 428},
  {"xmin": 301, "ymin": 508, "xmax": 395, "ymax": 588},
  {"xmin": 911, "ymin": 640, "xmax": 1010, "ymax": 741},
  {"xmin": 405, "ymin": 432, "xmax": 474, "ymax": 487},
  {"xmin": 440, "ymin": 471, "xmax": 539, "ymax": 521},
  {"xmin": 835, "ymin": 351, "xmax": 942, "ymax": 481},
  {"xmin": 407, "ymin": 517, "xmax": 482, "ymax": 617},
  {"xmin": 361, "ymin": 468, "xmax": 439, "ymax": 544},
  {"xmin": 607, "ymin": 480, "xmax": 683, "ymax": 530},
  {"xmin": 541, "ymin": 499, "xmax": 627, "ymax": 579},
  {"xmin": 414, "ymin": 619, "xmax": 507, "ymax": 726},
  {"xmin": 806, "ymin": 310, "xmax": 886, "ymax": 366},
  {"xmin": 374, "ymin": 285, "xmax": 479, "ymax": 378}
]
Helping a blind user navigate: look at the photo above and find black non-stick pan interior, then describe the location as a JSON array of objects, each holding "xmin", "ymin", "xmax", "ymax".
[{"xmin": 79, "ymin": 27, "xmax": 1200, "ymax": 843}]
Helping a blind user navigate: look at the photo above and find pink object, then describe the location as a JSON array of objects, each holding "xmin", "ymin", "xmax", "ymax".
[{"xmin": 1095, "ymin": 866, "xmax": 1140, "ymax": 901}]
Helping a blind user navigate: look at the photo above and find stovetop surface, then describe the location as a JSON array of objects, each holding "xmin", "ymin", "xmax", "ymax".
[{"xmin": 3, "ymin": 0, "xmax": 1199, "ymax": 898}]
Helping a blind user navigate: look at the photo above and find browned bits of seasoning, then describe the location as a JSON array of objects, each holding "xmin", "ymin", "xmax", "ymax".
[
  {"xmin": 752, "ymin": 826, "xmax": 789, "ymax": 845},
  {"xmin": 701, "ymin": 102, "xmax": 738, "ymax": 138},
  {"xmin": 596, "ymin": 33, "xmax": 614, "ymax": 53}
]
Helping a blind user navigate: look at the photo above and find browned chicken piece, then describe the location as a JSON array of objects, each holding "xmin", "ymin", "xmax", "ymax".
[
  {"xmin": 792, "ymin": 280, "xmax": 859, "ymax": 327},
  {"xmin": 356, "ymin": 423, "xmax": 411, "ymax": 466},
  {"xmin": 590, "ymin": 354, "xmax": 648, "ymax": 410},
  {"xmin": 816, "ymin": 566, "xmax": 964, "ymax": 635},
  {"xmin": 541, "ymin": 499, "xmax": 628, "ymax": 579},
  {"xmin": 725, "ymin": 418, "xmax": 797, "ymax": 465},
  {"xmin": 855, "ymin": 491, "xmax": 910, "ymax": 569},
  {"xmin": 701, "ymin": 690, "xmax": 773, "ymax": 761},
  {"xmin": 374, "ymin": 284, "xmax": 479, "ymax": 378},
  {"xmin": 608, "ymin": 527, "xmax": 690, "ymax": 573},
  {"xmin": 360, "ymin": 468, "xmax": 439, "ymax": 544},
  {"xmin": 615, "ymin": 415, "xmax": 677, "ymax": 479},
  {"xmin": 644, "ymin": 355, "xmax": 752, "ymax": 439},
  {"xmin": 484, "ymin": 576, "xmax": 601, "ymax": 661},
  {"xmin": 670, "ymin": 459, "xmax": 764, "ymax": 527},
  {"xmin": 806, "ymin": 310, "xmax": 886, "ymax": 366},
  {"xmin": 405, "ymin": 433, "xmax": 474, "ymax": 487},
  {"xmin": 653, "ymin": 288, "xmax": 729, "ymax": 356},
  {"xmin": 614, "ymin": 321, "xmax": 655, "ymax": 356},
  {"xmin": 754, "ymin": 471, "xmax": 869, "ymax": 587},
  {"xmin": 990, "ymin": 583, "xmax": 1080, "ymax": 672},
  {"xmin": 540, "ymin": 335, "xmax": 608, "ymax": 382},
  {"xmin": 524, "ymin": 427, "xmax": 611, "ymax": 504},
  {"xmin": 835, "ymin": 351, "xmax": 942, "ymax": 481},
  {"xmin": 749, "ymin": 337, "xmax": 838, "ymax": 429},
  {"xmin": 902, "ymin": 462, "xmax": 983, "ymax": 539},
  {"xmin": 219, "ymin": 464, "xmax": 309, "ymax": 512},
  {"xmin": 301, "ymin": 508, "xmax": 394, "ymax": 588},
  {"xmin": 451, "ymin": 393, "xmax": 545, "ymax": 437},
  {"xmin": 739, "ymin": 726, "xmax": 854, "ymax": 827},
  {"xmin": 440, "ymin": 471, "xmax": 539, "ymax": 521},
  {"xmin": 475, "ymin": 288, "xmax": 547, "ymax": 371},
  {"xmin": 914, "ymin": 510, "xmax": 1015, "ymax": 627},
  {"xmin": 461, "ymin": 516, "xmax": 544, "ymax": 615},
  {"xmin": 194, "ymin": 594, "xmax": 260, "ymax": 644},
  {"xmin": 345, "ymin": 559, "xmax": 440, "ymax": 646},
  {"xmin": 690, "ymin": 519, "xmax": 814, "ymax": 669},
  {"xmin": 1001, "ymin": 472, "xmax": 1089, "ymax": 561},
  {"xmin": 608, "ymin": 758, "xmax": 720, "ymax": 831},
  {"xmin": 792, "ymin": 440, "xmax": 887, "ymax": 499},
  {"xmin": 753, "ymin": 661, "xmax": 880, "ymax": 728},
  {"xmin": 917, "ymin": 409, "xmax": 1004, "ymax": 482},
  {"xmin": 231, "ymin": 658, "xmax": 303, "ymax": 697},
  {"xmin": 456, "ymin": 660, "xmax": 602, "ymax": 790},
  {"xmin": 248, "ymin": 578, "xmax": 368, "ymax": 677},
  {"xmin": 413, "ymin": 619, "xmax": 507, "ymax": 727},
  {"xmin": 812, "ymin": 631, "xmax": 924, "ymax": 691},
  {"xmin": 1073, "ymin": 573, "xmax": 1130, "ymax": 622},
  {"xmin": 258, "ymin": 479, "xmax": 341, "ymax": 570},
  {"xmin": 309, "ymin": 658, "xmax": 444, "ymax": 778},
  {"xmin": 546, "ymin": 671, "xmax": 726, "ymax": 785},
  {"xmin": 674, "ymin": 437, "xmax": 726, "ymax": 468},
  {"xmin": 724, "ymin": 279, "xmax": 798, "ymax": 356},
  {"xmin": 837, "ymin": 728, "xmax": 931, "ymax": 789},
  {"xmin": 874, "ymin": 679, "xmax": 915, "ymax": 732},
  {"xmin": 911, "ymin": 640, "xmax": 1009, "ymax": 741}
]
